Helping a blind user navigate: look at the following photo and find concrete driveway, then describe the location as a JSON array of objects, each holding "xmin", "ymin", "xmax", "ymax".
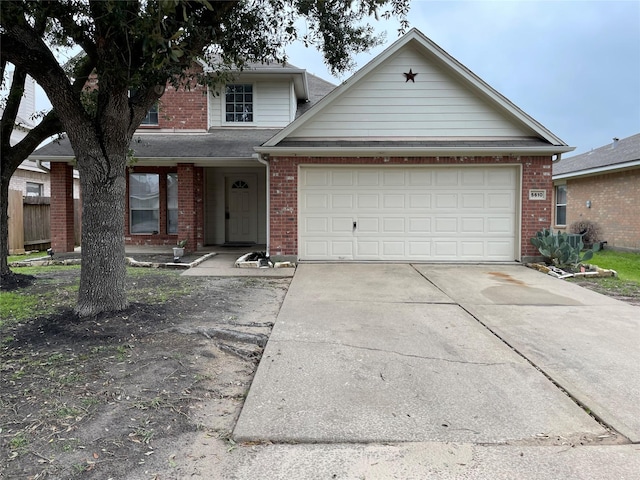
[{"xmin": 233, "ymin": 264, "xmax": 639, "ymax": 446}]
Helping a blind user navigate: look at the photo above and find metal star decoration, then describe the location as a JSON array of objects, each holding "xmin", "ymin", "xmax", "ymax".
[{"xmin": 403, "ymin": 69, "xmax": 418, "ymax": 82}]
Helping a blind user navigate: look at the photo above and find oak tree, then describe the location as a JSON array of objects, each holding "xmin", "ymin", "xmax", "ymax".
[{"xmin": 1, "ymin": 0, "xmax": 408, "ymax": 316}]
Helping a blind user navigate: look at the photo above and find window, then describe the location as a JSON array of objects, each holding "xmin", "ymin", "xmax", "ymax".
[
  {"xmin": 225, "ymin": 84, "xmax": 253, "ymax": 122},
  {"xmin": 555, "ymin": 184, "xmax": 567, "ymax": 226},
  {"xmin": 26, "ymin": 182, "xmax": 43, "ymax": 196},
  {"xmin": 141, "ymin": 103, "xmax": 159, "ymax": 125},
  {"xmin": 129, "ymin": 173, "xmax": 159, "ymax": 234},
  {"xmin": 167, "ymin": 173, "xmax": 178, "ymax": 234}
]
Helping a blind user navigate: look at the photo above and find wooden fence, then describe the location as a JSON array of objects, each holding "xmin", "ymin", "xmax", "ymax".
[{"xmin": 8, "ymin": 189, "xmax": 81, "ymax": 254}]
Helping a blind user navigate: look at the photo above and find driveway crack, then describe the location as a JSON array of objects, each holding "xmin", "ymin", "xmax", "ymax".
[{"xmin": 289, "ymin": 339, "xmax": 507, "ymax": 366}]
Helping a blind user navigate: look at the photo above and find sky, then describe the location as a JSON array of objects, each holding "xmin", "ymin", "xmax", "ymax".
[
  {"xmin": 284, "ymin": 0, "xmax": 640, "ymax": 156},
  {"xmin": 27, "ymin": 0, "xmax": 640, "ymax": 157}
]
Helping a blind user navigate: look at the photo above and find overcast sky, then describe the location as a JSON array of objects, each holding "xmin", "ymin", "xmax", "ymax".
[{"xmin": 286, "ymin": 0, "xmax": 640, "ymax": 156}]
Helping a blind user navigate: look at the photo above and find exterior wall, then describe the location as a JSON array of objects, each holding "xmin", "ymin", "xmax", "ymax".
[
  {"xmin": 50, "ymin": 162, "xmax": 75, "ymax": 252},
  {"xmin": 144, "ymin": 83, "xmax": 208, "ymax": 132},
  {"xmin": 292, "ymin": 47, "xmax": 535, "ymax": 139},
  {"xmin": 207, "ymin": 80, "xmax": 294, "ymax": 128},
  {"xmin": 268, "ymin": 155, "xmax": 553, "ymax": 260},
  {"xmin": 562, "ymin": 169, "xmax": 640, "ymax": 251},
  {"xmin": 10, "ymin": 167, "xmax": 81, "ymax": 198},
  {"xmin": 124, "ymin": 165, "xmax": 204, "ymax": 250}
]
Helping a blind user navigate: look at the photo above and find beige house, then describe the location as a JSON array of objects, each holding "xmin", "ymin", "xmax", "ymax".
[{"xmin": 553, "ymin": 133, "xmax": 640, "ymax": 251}]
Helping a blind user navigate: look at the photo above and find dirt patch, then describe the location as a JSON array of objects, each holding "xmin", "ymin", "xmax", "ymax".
[{"xmin": 0, "ymin": 266, "xmax": 290, "ymax": 479}]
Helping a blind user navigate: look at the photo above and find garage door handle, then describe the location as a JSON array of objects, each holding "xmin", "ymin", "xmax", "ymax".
[{"xmin": 353, "ymin": 221, "xmax": 357, "ymax": 230}]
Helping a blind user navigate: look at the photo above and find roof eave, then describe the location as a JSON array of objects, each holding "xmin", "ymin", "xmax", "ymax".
[
  {"xmin": 255, "ymin": 145, "xmax": 575, "ymax": 157},
  {"xmin": 553, "ymin": 159, "xmax": 640, "ymax": 180}
]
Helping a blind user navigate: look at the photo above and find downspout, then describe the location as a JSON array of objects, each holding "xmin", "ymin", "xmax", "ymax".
[
  {"xmin": 36, "ymin": 159, "xmax": 50, "ymax": 172},
  {"xmin": 254, "ymin": 153, "xmax": 270, "ymax": 257}
]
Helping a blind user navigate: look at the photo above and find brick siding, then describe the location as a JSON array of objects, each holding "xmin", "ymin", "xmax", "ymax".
[
  {"xmin": 49, "ymin": 163, "xmax": 75, "ymax": 252},
  {"xmin": 269, "ymin": 155, "xmax": 553, "ymax": 259},
  {"xmin": 564, "ymin": 169, "xmax": 640, "ymax": 250}
]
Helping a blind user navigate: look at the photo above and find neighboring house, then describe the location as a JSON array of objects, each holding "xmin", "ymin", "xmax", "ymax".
[
  {"xmin": 5, "ymin": 72, "xmax": 80, "ymax": 198},
  {"xmin": 32, "ymin": 28, "xmax": 573, "ymax": 262},
  {"xmin": 552, "ymin": 133, "xmax": 640, "ymax": 251}
]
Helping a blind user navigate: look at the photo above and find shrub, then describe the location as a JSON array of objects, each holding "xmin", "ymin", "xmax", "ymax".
[
  {"xmin": 530, "ymin": 229, "xmax": 598, "ymax": 268},
  {"xmin": 569, "ymin": 220, "xmax": 601, "ymax": 247}
]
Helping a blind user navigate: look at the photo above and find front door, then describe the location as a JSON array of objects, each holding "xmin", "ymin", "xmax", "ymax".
[{"xmin": 226, "ymin": 175, "xmax": 257, "ymax": 244}]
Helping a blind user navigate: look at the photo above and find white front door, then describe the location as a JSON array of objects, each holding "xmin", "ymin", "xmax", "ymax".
[
  {"xmin": 298, "ymin": 166, "xmax": 518, "ymax": 261},
  {"xmin": 226, "ymin": 175, "xmax": 257, "ymax": 243}
]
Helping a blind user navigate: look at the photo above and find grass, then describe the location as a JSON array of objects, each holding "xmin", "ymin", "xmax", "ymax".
[
  {"xmin": 7, "ymin": 251, "xmax": 51, "ymax": 263},
  {"xmin": 590, "ymin": 250, "xmax": 640, "ymax": 282}
]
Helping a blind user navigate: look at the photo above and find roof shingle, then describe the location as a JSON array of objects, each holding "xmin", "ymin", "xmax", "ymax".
[{"xmin": 553, "ymin": 133, "xmax": 640, "ymax": 176}]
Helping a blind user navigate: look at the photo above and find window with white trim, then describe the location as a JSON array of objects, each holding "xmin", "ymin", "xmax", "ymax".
[
  {"xmin": 225, "ymin": 84, "xmax": 253, "ymax": 122},
  {"xmin": 129, "ymin": 173, "xmax": 159, "ymax": 234},
  {"xmin": 555, "ymin": 184, "xmax": 567, "ymax": 226}
]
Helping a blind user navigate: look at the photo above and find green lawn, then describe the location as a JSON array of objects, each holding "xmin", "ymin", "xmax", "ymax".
[
  {"xmin": 7, "ymin": 251, "xmax": 51, "ymax": 263},
  {"xmin": 590, "ymin": 250, "xmax": 640, "ymax": 283}
]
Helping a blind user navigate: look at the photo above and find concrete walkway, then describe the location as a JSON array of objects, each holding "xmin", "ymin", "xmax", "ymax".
[{"xmin": 228, "ymin": 263, "xmax": 640, "ymax": 478}]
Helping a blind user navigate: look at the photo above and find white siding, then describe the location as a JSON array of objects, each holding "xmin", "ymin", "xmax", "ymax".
[
  {"xmin": 292, "ymin": 47, "xmax": 535, "ymax": 138},
  {"xmin": 208, "ymin": 81, "xmax": 294, "ymax": 128}
]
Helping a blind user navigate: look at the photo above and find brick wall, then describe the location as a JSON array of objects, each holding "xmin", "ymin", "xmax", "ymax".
[
  {"xmin": 50, "ymin": 163, "xmax": 75, "ymax": 252},
  {"xmin": 269, "ymin": 155, "xmax": 553, "ymax": 259},
  {"xmin": 139, "ymin": 66, "xmax": 208, "ymax": 132},
  {"xmin": 565, "ymin": 169, "xmax": 640, "ymax": 250}
]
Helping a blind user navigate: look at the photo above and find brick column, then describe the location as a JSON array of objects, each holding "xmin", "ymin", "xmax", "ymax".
[
  {"xmin": 176, "ymin": 163, "xmax": 200, "ymax": 251},
  {"xmin": 50, "ymin": 162, "xmax": 75, "ymax": 252}
]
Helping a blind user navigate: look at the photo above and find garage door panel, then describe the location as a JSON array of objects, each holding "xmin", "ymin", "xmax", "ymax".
[
  {"xmin": 358, "ymin": 217, "xmax": 379, "ymax": 232},
  {"xmin": 408, "ymin": 217, "xmax": 431, "ymax": 232},
  {"xmin": 435, "ymin": 170, "xmax": 458, "ymax": 186},
  {"xmin": 462, "ymin": 193, "xmax": 484, "ymax": 208},
  {"xmin": 488, "ymin": 192, "xmax": 513, "ymax": 209},
  {"xmin": 383, "ymin": 194, "xmax": 405, "ymax": 208},
  {"xmin": 409, "ymin": 194, "xmax": 431, "ymax": 208},
  {"xmin": 331, "ymin": 194, "xmax": 353, "ymax": 209},
  {"xmin": 461, "ymin": 217, "xmax": 484, "ymax": 233},
  {"xmin": 357, "ymin": 194, "xmax": 379, "ymax": 209},
  {"xmin": 299, "ymin": 166, "xmax": 517, "ymax": 262}
]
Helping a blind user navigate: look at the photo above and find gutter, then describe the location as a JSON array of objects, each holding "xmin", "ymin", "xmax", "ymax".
[
  {"xmin": 254, "ymin": 153, "xmax": 270, "ymax": 257},
  {"xmin": 255, "ymin": 145, "xmax": 576, "ymax": 157}
]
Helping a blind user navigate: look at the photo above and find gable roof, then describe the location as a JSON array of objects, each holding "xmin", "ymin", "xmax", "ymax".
[
  {"xmin": 258, "ymin": 28, "xmax": 573, "ymax": 156},
  {"xmin": 553, "ymin": 133, "xmax": 640, "ymax": 179}
]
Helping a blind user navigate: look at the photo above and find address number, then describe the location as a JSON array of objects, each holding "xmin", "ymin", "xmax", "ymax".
[{"xmin": 529, "ymin": 189, "xmax": 547, "ymax": 200}]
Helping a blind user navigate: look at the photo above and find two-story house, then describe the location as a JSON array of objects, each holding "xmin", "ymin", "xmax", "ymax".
[{"xmin": 32, "ymin": 28, "xmax": 574, "ymax": 262}]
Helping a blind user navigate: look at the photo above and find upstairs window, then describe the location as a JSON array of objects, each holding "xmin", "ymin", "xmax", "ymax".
[
  {"xmin": 555, "ymin": 185, "xmax": 567, "ymax": 226},
  {"xmin": 141, "ymin": 103, "xmax": 159, "ymax": 125},
  {"xmin": 225, "ymin": 84, "xmax": 253, "ymax": 122}
]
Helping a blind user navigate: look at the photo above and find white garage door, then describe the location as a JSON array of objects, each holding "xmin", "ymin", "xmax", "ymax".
[{"xmin": 299, "ymin": 166, "xmax": 518, "ymax": 261}]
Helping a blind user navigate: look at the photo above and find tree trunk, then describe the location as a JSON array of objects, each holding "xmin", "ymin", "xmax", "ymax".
[
  {"xmin": 0, "ymin": 171, "xmax": 12, "ymax": 280},
  {"xmin": 73, "ymin": 141, "xmax": 129, "ymax": 317}
]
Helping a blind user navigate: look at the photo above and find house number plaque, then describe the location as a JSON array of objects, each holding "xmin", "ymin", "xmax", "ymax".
[{"xmin": 529, "ymin": 189, "xmax": 546, "ymax": 200}]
